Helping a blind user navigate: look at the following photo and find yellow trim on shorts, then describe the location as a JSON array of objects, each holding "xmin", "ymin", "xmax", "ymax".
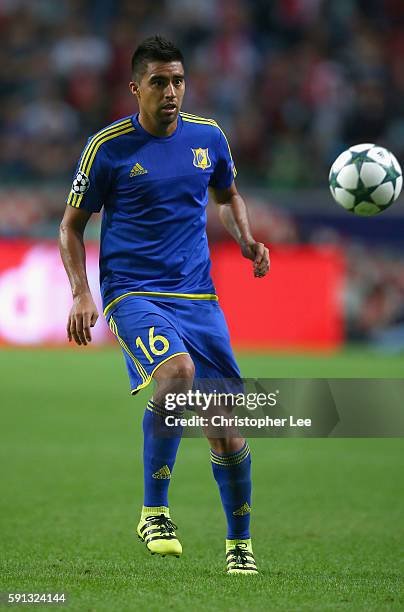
[
  {"xmin": 103, "ymin": 291, "xmax": 218, "ymax": 317},
  {"xmin": 130, "ymin": 352, "xmax": 190, "ymax": 395},
  {"xmin": 108, "ymin": 313, "xmax": 191, "ymax": 396},
  {"xmin": 108, "ymin": 315, "xmax": 148, "ymax": 383}
]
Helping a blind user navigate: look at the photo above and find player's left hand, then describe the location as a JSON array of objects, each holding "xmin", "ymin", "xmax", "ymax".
[{"xmin": 241, "ymin": 241, "xmax": 270, "ymax": 278}]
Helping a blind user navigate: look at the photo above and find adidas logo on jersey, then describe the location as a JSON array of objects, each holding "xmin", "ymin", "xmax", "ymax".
[
  {"xmin": 233, "ymin": 502, "xmax": 251, "ymax": 516},
  {"xmin": 130, "ymin": 163, "xmax": 148, "ymax": 177},
  {"xmin": 152, "ymin": 465, "xmax": 171, "ymax": 480}
]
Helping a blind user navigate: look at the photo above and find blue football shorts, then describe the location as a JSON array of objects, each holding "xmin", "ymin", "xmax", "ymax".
[{"xmin": 105, "ymin": 295, "xmax": 241, "ymax": 394}]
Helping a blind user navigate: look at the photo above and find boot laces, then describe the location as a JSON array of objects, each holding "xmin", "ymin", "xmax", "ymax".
[
  {"xmin": 229, "ymin": 543, "xmax": 250, "ymax": 566},
  {"xmin": 146, "ymin": 514, "xmax": 177, "ymax": 534}
]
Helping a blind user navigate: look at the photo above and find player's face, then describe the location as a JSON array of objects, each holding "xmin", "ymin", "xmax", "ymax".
[{"xmin": 130, "ymin": 61, "xmax": 185, "ymax": 126}]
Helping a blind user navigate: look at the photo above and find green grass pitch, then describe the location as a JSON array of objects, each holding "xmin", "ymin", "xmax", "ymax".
[{"xmin": 1, "ymin": 347, "xmax": 403, "ymax": 611}]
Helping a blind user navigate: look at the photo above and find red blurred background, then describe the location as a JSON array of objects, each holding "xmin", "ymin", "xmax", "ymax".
[{"xmin": 0, "ymin": 240, "xmax": 343, "ymax": 349}]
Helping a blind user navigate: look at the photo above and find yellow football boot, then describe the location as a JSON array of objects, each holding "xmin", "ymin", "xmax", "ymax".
[
  {"xmin": 226, "ymin": 539, "xmax": 258, "ymax": 574},
  {"xmin": 137, "ymin": 507, "xmax": 182, "ymax": 558}
]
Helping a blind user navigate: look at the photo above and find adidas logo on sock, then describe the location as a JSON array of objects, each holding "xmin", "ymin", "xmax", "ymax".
[
  {"xmin": 233, "ymin": 502, "xmax": 251, "ymax": 516},
  {"xmin": 152, "ymin": 465, "xmax": 171, "ymax": 480}
]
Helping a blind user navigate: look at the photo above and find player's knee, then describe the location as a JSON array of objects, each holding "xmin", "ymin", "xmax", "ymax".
[
  {"xmin": 154, "ymin": 354, "xmax": 195, "ymax": 383},
  {"xmin": 175, "ymin": 358, "xmax": 195, "ymax": 381},
  {"xmin": 153, "ymin": 355, "xmax": 195, "ymax": 405},
  {"xmin": 209, "ymin": 437, "xmax": 245, "ymax": 455}
]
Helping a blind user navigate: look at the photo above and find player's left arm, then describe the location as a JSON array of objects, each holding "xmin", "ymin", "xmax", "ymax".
[{"xmin": 210, "ymin": 182, "xmax": 270, "ymax": 278}]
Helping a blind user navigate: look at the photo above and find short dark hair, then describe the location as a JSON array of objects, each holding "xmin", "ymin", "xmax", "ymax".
[{"xmin": 131, "ymin": 35, "xmax": 184, "ymax": 81}]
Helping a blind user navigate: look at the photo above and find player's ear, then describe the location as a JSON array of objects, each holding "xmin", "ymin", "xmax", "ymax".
[{"xmin": 129, "ymin": 81, "xmax": 140, "ymax": 99}]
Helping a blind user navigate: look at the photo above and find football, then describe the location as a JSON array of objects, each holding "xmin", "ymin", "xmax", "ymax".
[{"xmin": 329, "ymin": 144, "xmax": 402, "ymax": 216}]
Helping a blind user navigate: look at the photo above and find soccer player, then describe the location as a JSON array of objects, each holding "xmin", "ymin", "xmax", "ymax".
[{"xmin": 59, "ymin": 35, "xmax": 270, "ymax": 575}]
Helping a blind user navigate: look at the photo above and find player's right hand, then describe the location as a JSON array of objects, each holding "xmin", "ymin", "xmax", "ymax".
[{"xmin": 67, "ymin": 292, "xmax": 99, "ymax": 346}]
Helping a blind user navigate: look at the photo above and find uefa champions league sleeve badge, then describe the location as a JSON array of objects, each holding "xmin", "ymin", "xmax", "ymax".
[{"xmin": 72, "ymin": 171, "xmax": 90, "ymax": 195}]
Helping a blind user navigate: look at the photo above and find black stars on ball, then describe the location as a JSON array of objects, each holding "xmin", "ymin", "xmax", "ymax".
[
  {"xmin": 380, "ymin": 163, "xmax": 401, "ymax": 191},
  {"xmin": 346, "ymin": 177, "xmax": 376, "ymax": 208},
  {"xmin": 329, "ymin": 170, "xmax": 340, "ymax": 192},
  {"xmin": 349, "ymin": 149, "xmax": 372, "ymax": 167}
]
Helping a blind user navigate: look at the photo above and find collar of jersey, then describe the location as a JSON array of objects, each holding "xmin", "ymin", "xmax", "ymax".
[{"xmin": 132, "ymin": 113, "xmax": 183, "ymax": 142}]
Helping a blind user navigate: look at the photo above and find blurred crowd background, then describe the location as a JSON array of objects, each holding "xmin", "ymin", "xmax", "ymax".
[
  {"xmin": 1, "ymin": 0, "xmax": 404, "ymax": 348},
  {"xmin": 2, "ymin": 0, "xmax": 404, "ymax": 185}
]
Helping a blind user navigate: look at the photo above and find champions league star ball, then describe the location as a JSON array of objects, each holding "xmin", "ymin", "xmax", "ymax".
[
  {"xmin": 72, "ymin": 171, "xmax": 90, "ymax": 194},
  {"xmin": 329, "ymin": 144, "xmax": 402, "ymax": 216}
]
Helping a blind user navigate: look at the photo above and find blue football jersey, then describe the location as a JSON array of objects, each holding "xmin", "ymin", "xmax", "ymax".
[{"xmin": 66, "ymin": 112, "xmax": 236, "ymax": 314}]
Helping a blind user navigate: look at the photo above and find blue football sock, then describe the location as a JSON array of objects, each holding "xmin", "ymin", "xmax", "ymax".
[
  {"xmin": 142, "ymin": 399, "xmax": 183, "ymax": 507},
  {"xmin": 211, "ymin": 442, "xmax": 252, "ymax": 539}
]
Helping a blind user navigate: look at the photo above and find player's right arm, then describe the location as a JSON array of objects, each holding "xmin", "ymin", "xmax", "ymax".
[
  {"xmin": 59, "ymin": 206, "xmax": 98, "ymax": 346},
  {"xmin": 59, "ymin": 127, "xmax": 113, "ymax": 345}
]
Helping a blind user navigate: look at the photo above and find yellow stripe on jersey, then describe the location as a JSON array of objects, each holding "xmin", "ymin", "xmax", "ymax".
[
  {"xmin": 81, "ymin": 118, "xmax": 132, "ymax": 172},
  {"xmin": 103, "ymin": 291, "xmax": 219, "ymax": 318},
  {"xmin": 66, "ymin": 190, "xmax": 75, "ymax": 207},
  {"xmin": 180, "ymin": 113, "xmax": 237, "ymax": 178},
  {"xmin": 180, "ymin": 111, "xmax": 217, "ymax": 121},
  {"xmin": 68, "ymin": 119, "xmax": 135, "ymax": 208},
  {"xmin": 180, "ymin": 111, "xmax": 218, "ymax": 123},
  {"xmin": 71, "ymin": 125, "xmax": 136, "ymax": 208},
  {"xmin": 181, "ymin": 118, "xmax": 217, "ymax": 127},
  {"xmin": 83, "ymin": 125, "xmax": 134, "ymax": 176}
]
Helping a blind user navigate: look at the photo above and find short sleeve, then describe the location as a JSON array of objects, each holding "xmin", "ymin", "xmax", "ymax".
[
  {"xmin": 66, "ymin": 137, "xmax": 111, "ymax": 212},
  {"xmin": 209, "ymin": 127, "xmax": 237, "ymax": 190}
]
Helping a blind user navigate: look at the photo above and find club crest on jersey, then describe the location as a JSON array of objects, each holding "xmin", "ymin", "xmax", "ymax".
[
  {"xmin": 192, "ymin": 147, "xmax": 211, "ymax": 170},
  {"xmin": 72, "ymin": 171, "xmax": 90, "ymax": 194}
]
